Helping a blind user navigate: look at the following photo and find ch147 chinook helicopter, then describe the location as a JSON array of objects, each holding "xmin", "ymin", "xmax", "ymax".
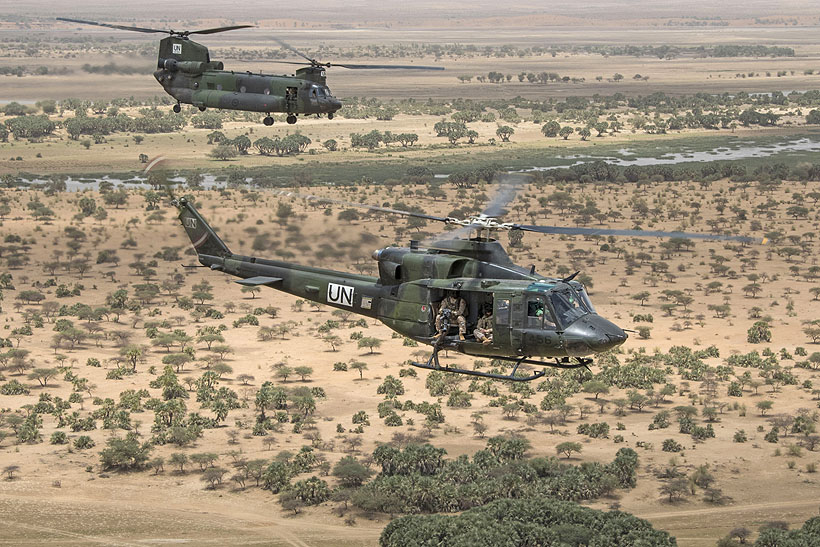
[
  {"xmin": 57, "ymin": 17, "xmax": 443, "ymax": 125},
  {"xmin": 174, "ymin": 175, "xmax": 758, "ymax": 382}
]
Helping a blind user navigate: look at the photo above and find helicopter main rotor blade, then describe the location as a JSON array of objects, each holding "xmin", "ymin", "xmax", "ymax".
[
  {"xmin": 271, "ymin": 37, "xmax": 315, "ymax": 63},
  {"xmin": 481, "ymin": 172, "xmax": 529, "ymax": 218},
  {"xmin": 188, "ymin": 25, "xmax": 254, "ymax": 35},
  {"xmin": 331, "ymin": 63, "xmax": 444, "ymax": 70},
  {"xmin": 57, "ymin": 17, "xmax": 253, "ymax": 36},
  {"xmin": 272, "ymin": 60, "xmax": 443, "ymax": 71},
  {"xmin": 57, "ymin": 17, "xmax": 167, "ymax": 34},
  {"xmin": 273, "ymin": 190, "xmax": 449, "ymax": 223},
  {"xmin": 511, "ymin": 224, "xmax": 760, "ymax": 244}
]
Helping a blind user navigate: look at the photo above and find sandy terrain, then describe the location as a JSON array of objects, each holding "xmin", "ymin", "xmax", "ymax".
[
  {"xmin": 0, "ymin": 175, "xmax": 817, "ymax": 546},
  {"xmin": 1, "ymin": 3, "xmax": 820, "ymax": 545}
]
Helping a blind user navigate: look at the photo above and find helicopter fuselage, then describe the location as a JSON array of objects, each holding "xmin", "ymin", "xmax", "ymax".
[
  {"xmin": 154, "ymin": 35, "xmax": 341, "ymax": 121},
  {"xmin": 176, "ymin": 198, "xmax": 627, "ymax": 372},
  {"xmin": 154, "ymin": 65, "xmax": 342, "ymax": 117}
]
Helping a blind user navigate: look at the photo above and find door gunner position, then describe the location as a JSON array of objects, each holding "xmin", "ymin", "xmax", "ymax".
[{"xmin": 436, "ymin": 291, "xmax": 467, "ymax": 341}]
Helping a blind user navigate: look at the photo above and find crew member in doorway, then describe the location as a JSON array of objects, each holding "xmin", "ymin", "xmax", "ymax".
[
  {"xmin": 436, "ymin": 290, "xmax": 467, "ymax": 341},
  {"xmin": 474, "ymin": 308, "xmax": 493, "ymax": 345}
]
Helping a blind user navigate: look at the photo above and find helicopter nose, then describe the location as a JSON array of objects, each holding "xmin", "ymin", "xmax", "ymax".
[
  {"xmin": 562, "ymin": 315, "xmax": 627, "ymax": 355},
  {"xmin": 329, "ymin": 98, "xmax": 342, "ymax": 111}
]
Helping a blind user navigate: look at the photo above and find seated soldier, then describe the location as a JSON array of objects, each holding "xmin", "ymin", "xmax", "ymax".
[
  {"xmin": 474, "ymin": 308, "xmax": 493, "ymax": 345},
  {"xmin": 435, "ymin": 290, "xmax": 467, "ymax": 340}
]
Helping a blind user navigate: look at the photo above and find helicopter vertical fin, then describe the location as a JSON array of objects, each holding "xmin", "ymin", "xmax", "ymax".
[{"xmin": 174, "ymin": 197, "xmax": 231, "ymax": 257}]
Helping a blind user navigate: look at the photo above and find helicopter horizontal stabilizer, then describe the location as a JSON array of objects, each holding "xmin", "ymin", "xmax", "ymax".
[{"xmin": 235, "ymin": 276, "xmax": 283, "ymax": 287}]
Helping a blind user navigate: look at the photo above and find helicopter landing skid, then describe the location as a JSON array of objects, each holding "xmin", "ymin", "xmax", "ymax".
[{"xmin": 410, "ymin": 350, "xmax": 590, "ymax": 382}]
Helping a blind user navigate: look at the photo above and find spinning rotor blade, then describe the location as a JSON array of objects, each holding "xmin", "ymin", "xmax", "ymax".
[
  {"xmin": 274, "ymin": 60, "xmax": 443, "ymax": 70},
  {"xmin": 511, "ymin": 224, "xmax": 760, "ymax": 244},
  {"xmin": 270, "ymin": 37, "xmax": 443, "ymax": 70},
  {"xmin": 57, "ymin": 17, "xmax": 166, "ymax": 34},
  {"xmin": 57, "ymin": 17, "xmax": 252, "ymax": 36},
  {"xmin": 273, "ymin": 190, "xmax": 449, "ymax": 223},
  {"xmin": 427, "ymin": 173, "xmax": 528, "ymax": 243},
  {"xmin": 481, "ymin": 173, "xmax": 528, "ymax": 218},
  {"xmin": 188, "ymin": 25, "xmax": 254, "ymax": 35},
  {"xmin": 272, "ymin": 37, "xmax": 315, "ymax": 63},
  {"xmin": 331, "ymin": 63, "xmax": 444, "ymax": 70}
]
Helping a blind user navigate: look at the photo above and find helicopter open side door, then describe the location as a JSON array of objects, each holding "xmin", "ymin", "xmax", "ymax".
[{"xmin": 285, "ymin": 87, "xmax": 298, "ymax": 112}]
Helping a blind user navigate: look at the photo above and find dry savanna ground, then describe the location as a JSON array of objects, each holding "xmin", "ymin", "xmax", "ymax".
[
  {"xmin": 0, "ymin": 176, "xmax": 818, "ymax": 546},
  {"xmin": 7, "ymin": 18, "xmax": 820, "ymax": 103},
  {"xmin": 2, "ymin": 4, "xmax": 820, "ymax": 545}
]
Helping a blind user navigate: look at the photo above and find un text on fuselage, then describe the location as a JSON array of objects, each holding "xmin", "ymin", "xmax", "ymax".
[{"xmin": 327, "ymin": 282, "xmax": 354, "ymax": 307}]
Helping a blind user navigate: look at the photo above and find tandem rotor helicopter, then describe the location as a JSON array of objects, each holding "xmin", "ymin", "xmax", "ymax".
[
  {"xmin": 56, "ymin": 17, "xmax": 443, "ymax": 125},
  {"xmin": 173, "ymin": 174, "xmax": 759, "ymax": 382}
]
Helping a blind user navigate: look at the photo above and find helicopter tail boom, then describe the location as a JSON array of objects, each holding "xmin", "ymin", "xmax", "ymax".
[{"xmin": 174, "ymin": 197, "xmax": 232, "ymax": 258}]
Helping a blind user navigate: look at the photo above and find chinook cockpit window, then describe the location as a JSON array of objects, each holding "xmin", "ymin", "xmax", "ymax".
[{"xmin": 550, "ymin": 288, "xmax": 591, "ymax": 328}]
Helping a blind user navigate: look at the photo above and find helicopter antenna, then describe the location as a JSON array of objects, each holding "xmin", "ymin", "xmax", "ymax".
[{"xmin": 560, "ymin": 271, "xmax": 580, "ymax": 283}]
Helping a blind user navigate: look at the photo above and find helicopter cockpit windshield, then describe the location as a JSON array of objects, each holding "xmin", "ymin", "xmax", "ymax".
[
  {"xmin": 550, "ymin": 286, "xmax": 593, "ymax": 329},
  {"xmin": 311, "ymin": 85, "xmax": 331, "ymax": 98}
]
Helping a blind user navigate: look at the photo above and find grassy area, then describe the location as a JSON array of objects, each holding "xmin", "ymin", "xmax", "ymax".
[{"xmin": 7, "ymin": 129, "xmax": 820, "ymax": 186}]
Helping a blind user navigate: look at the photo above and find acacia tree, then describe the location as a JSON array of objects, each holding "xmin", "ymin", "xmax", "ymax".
[
  {"xmin": 294, "ymin": 366, "xmax": 313, "ymax": 382},
  {"xmin": 555, "ymin": 442, "xmax": 582, "ymax": 459},
  {"xmin": 358, "ymin": 337, "xmax": 382, "ymax": 354},
  {"xmin": 27, "ymin": 367, "xmax": 59, "ymax": 387},
  {"xmin": 496, "ymin": 126, "xmax": 514, "ymax": 142},
  {"xmin": 350, "ymin": 361, "xmax": 368, "ymax": 379}
]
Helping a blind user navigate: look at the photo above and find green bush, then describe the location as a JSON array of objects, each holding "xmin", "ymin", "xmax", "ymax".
[
  {"xmin": 577, "ymin": 422, "xmax": 610, "ymax": 438},
  {"xmin": 662, "ymin": 439, "xmax": 683, "ymax": 452},
  {"xmin": 380, "ymin": 497, "xmax": 675, "ymax": 546},
  {"xmin": 74, "ymin": 435, "xmax": 95, "ymax": 450},
  {"xmin": 1, "ymin": 380, "xmax": 30, "ymax": 395},
  {"xmin": 50, "ymin": 431, "xmax": 68, "ymax": 445}
]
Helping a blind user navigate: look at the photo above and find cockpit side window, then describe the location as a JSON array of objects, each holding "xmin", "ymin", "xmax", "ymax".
[
  {"xmin": 550, "ymin": 288, "xmax": 589, "ymax": 328},
  {"xmin": 527, "ymin": 296, "xmax": 557, "ymax": 330}
]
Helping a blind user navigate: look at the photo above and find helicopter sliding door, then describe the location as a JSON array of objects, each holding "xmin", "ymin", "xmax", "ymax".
[{"xmin": 493, "ymin": 295, "xmax": 514, "ymax": 350}]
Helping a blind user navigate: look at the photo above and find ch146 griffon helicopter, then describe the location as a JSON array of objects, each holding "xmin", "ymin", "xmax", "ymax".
[
  {"xmin": 173, "ymin": 175, "xmax": 757, "ymax": 382},
  {"xmin": 57, "ymin": 17, "xmax": 443, "ymax": 125}
]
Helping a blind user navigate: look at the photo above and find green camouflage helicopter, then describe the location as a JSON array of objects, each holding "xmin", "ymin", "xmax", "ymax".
[
  {"xmin": 57, "ymin": 17, "xmax": 443, "ymax": 125},
  {"xmin": 173, "ymin": 177, "xmax": 757, "ymax": 382}
]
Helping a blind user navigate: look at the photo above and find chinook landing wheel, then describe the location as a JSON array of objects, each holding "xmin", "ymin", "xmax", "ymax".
[
  {"xmin": 198, "ymin": 106, "xmax": 206, "ymax": 112},
  {"xmin": 328, "ymin": 113, "xmax": 334, "ymax": 120},
  {"xmin": 286, "ymin": 114, "xmax": 297, "ymax": 124},
  {"xmin": 172, "ymin": 103, "xmax": 181, "ymax": 113},
  {"xmin": 263, "ymin": 116, "xmax": 274, "ymax": 126}
]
